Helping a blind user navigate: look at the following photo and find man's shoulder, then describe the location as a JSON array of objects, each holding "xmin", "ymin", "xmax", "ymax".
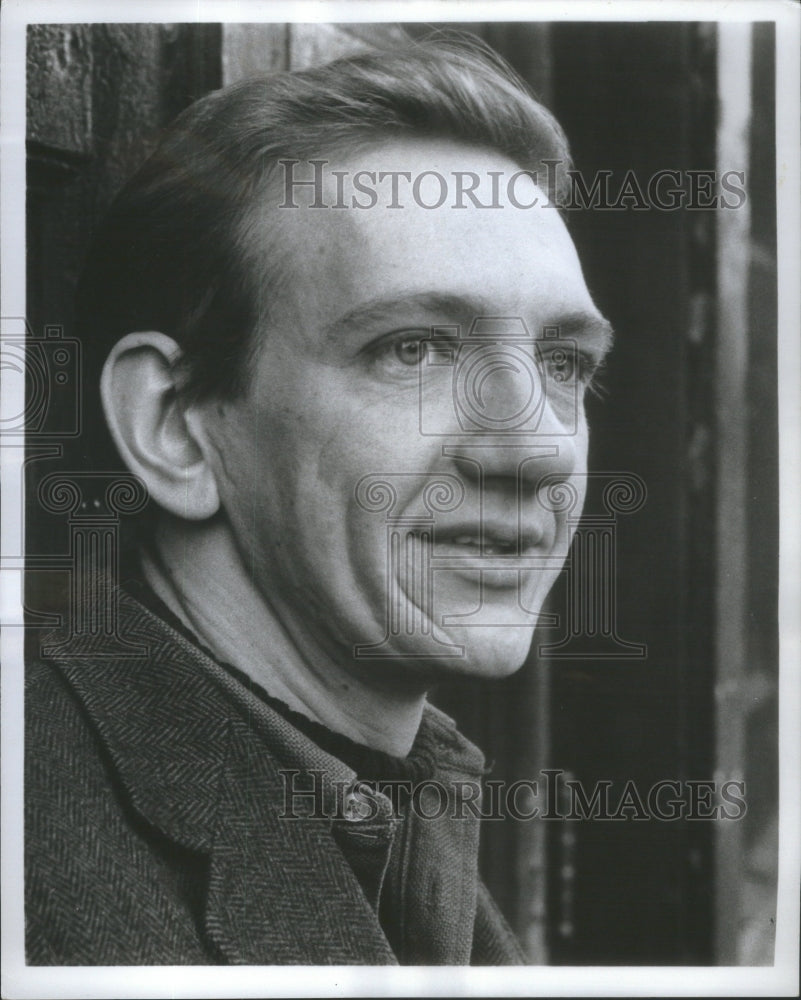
[
  {"xmin": 23, "ymin": 598, "xmax": 246, "ymax": 965},
  {"xmin": 25, "ymin": 652, "xmax": 217, "ymax": 964},
  {"xmin": 25, "ymin": 655, "xmax": 127, "ymax": 813},
  {"xmin": 23, "ymin": 600, "xmax": 398, "ymax": 966},
  {"xmin": 23, "ymin": 593, "xmax": 247, "ymax": 847}
]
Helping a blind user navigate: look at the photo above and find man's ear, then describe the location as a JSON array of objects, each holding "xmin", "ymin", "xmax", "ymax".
[{"xmin": 101, "ymin": 332, "xmax": 220, "ymax": 520}]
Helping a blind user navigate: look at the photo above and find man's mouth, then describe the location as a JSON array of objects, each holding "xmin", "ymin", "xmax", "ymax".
[
  {"xmin": 392, "ymin": 523, "xmax": 559, "ymax": 597},
  {"xmin": 432, "ymin": 523, "xmax": 545, "ymax": 557},
  {"xmin": 444, "ymin": 534, "xmax": 517, "ymax": 556}
]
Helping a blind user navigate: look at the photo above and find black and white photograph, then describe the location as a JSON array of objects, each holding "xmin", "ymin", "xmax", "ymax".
[{"xmin": 1, "ymin": 1, "xmax": 799, "ymax": 996}]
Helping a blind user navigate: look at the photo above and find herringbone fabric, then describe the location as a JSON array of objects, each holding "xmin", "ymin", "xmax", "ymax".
[{"xmin": 25, "ymin": 587, "xmax": 526, "ymax": 965}]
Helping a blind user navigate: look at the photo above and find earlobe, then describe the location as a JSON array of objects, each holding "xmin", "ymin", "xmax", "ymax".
[{"xmin": 101, "ymin": 332, "xmax": 220, "ymax": 520}]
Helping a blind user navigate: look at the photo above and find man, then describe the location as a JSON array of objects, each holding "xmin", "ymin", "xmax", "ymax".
[{"xmin": 25, "ymin": 39, "xmax": 612, "ymax": 964}]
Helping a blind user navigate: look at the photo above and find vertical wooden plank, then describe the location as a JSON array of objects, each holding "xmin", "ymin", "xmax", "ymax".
[
  {"xmin": 289, "ymin": 24, "xmax": 372, "ymax": 69},
  {"xmin": 546, "ymin": 21, "xmax": 702, "ymax": 963},
  {"xmin": 24, "ymin": 24, "xmax": 223, "ymax": 621},
  {"xmin": 716, "ymin": 21, "xmax": 779, "ymax": 966},
  {"xmin": 714, "ymin": 20, "xmax": 753, "ymax": 966},
  {"xmin": 513, "ymin": 657, "xmax": 551, "ymax": 962},
  {"xmin": 221, "ymin": 24, "xmax": 288, "ymax": 83},
  {"xmin": 27, "ymin": 25, "xmax": 93, "ymax": 157}
]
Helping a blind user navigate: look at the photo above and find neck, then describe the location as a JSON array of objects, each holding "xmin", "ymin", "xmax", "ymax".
[{"xmin": 140, "ymin": 515, "xmax": 426, "ymax": 756}]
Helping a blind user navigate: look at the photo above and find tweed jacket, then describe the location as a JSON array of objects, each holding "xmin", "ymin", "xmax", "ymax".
[{"xmin": 25, "ymin": 588, "xmax": 526, "ymax": 965}]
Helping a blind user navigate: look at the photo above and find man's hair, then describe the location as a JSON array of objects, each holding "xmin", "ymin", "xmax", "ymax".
[{"xmin": 76, "ymin": 36, "xmax": 571, "ymax": 417}]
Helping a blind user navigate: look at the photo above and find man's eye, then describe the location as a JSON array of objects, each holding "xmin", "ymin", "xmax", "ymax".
[
  {"xmin": 393, "ymin": 335, "xmax": 427, "ymax": 366},
  {"xmin": 363, "ymin": 329, "xmax": 438, "ymax": 378}
]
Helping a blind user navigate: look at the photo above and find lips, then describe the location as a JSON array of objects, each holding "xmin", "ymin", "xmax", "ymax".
[
  {"xmin": 449, "ymin": 534, "xmax": 514, "ymax": 556},
  {"xmin": 432, "ymin": 521, "xmax": 546, "ymax": 556}
]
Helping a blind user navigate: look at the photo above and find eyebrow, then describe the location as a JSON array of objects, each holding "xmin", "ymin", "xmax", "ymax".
[
  {"xmin": 321, "ymin": 290, "xmax": 615, "ymax": 355},
  {"xmin": 320, "ymin": 292, "xmax": 495, "ymax": 342}
]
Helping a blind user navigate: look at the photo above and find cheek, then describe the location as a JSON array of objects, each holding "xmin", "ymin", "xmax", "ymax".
[
  {"xmin": 311, "ymin": 389, "xmax": 433, "ymax": 494},
  {"xmin": 574, "ymin": 409, "xmax": 591, "ymax": 470},
  {"xmin": 206, "ymin": 400, "xmax": 305, "ymax": 538},
  {"xmin": 249, "ymin": 393, "xmax": 421, "ymax": 555}
]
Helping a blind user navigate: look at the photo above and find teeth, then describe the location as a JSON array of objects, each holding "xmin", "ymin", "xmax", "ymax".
[
  {"xmin": 484, "ymin": 544, "xmax": 513, "ymax": 555},
  {"xmin": 447, "ymin": 535, "xmax": 516, "ymax": 553}
]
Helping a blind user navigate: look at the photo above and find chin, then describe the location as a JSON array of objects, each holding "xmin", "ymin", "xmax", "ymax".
[
  {"xmin": 446, "ymin": 626, "xmax": 536, "ymax": 679},
  {"xmin": 350, "ymin": 624, "xmax": 534, "ymax": 687},
  {"xmin": 393, "ymin": 624, "xmax": 536, "ymax": 682}
]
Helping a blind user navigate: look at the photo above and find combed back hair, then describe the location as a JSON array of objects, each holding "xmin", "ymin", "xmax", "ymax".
[{"xmin": 77, "ymin": 36, "xmax": 572, "ymax": 417}]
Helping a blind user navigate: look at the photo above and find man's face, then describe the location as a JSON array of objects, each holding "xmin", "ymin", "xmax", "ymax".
[{"xmin": 202, "ymin": 138, "xmax": 610, "ymax": 685}]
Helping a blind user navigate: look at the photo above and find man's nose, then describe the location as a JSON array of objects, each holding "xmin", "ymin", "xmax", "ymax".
[{"xmin": 447, "ymin": 345, "xmax": 579, "ymax": 488}]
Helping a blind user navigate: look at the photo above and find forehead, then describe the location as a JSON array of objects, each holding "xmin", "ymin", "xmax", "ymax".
[{"xmin": 258, "ymin": 137, "xmax": 596, "ymax": 336}]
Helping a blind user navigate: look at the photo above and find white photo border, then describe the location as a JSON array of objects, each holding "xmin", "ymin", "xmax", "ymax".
[{"xmin": 2, "ymin": 1, "xmax": 799, "ymax": 996}]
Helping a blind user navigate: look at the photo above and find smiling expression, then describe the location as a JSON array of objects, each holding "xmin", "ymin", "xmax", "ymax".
[{"xmin": 201, "ymin": 138, "xmax": 612, "ymax": 687}]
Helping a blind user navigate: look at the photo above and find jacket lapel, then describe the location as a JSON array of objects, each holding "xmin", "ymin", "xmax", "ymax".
[
  {"xmin": 204, "ymin": 715, "xmax": 397, "ymax": 964},
  {"xmin": 52, "ymin": 591, "xmax": 397, "ymax": 965}
]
